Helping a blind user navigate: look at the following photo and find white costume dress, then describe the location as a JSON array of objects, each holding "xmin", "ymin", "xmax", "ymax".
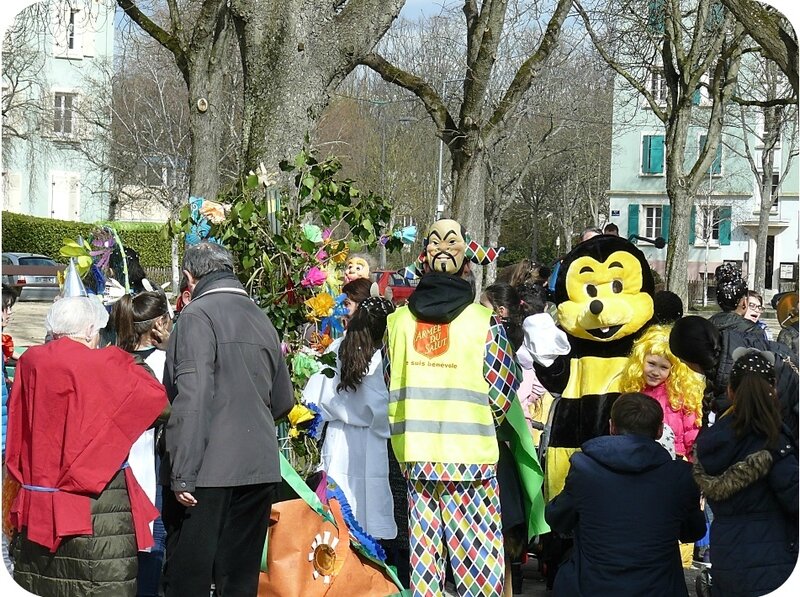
[{"xmin": 303, "ymin": 337, "xmax": 397, "ymax": 540}]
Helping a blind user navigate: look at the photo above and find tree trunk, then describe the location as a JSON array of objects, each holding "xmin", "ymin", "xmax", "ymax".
[
  {"xmin": 170, "ymin": 235, "xmax": 180, "ymax": 295},
  {"xmin": 187, "ymin": 70, "xmax": 226, "ymax": 199},
  {"xmin": 752, "ymin": 104, "xmax": 780, "ymax": 295},
  {"xmin": 664, "ymin": 187, "xmax": 693, "ymax": 306},
  {"xmin": 451, "ymin": 144, "xmax": 487, "ymax": 298},
  {"xmin": 230, "ymin": 0, "xmax": 406, "ymax": 172}
]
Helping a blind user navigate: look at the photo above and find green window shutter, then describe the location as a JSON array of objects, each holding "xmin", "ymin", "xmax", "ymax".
[
  {"xmin": 689, "ymin": 206, "xmax": 696, "ymax": 245},
  {"xmin": 650, "ymin": 135, "xmax": 664, "ymax": 174},
  {"xmin": 692, "ymin": 88, "xmax": 702, "ymax": 105},
  {"xmin": 648, "ymin": 0, "xmax": 665, "ymax": 33},
  {"xmin": 628, "ymin": 204, "xmax": 640, "ymax": 240},
  {"xmin": 642, "ymin": 136, "xmax": 652, "ymax": 173},
  {"xmin": 712, "ymin": 143, "xmax": 722, "ymax": 175},
  {"xmin": 661, "ymin": 204, "xmax": 671, "ymax": 238},
  {"xmin": 719, "ymin": 206, "xmax": 732, "ymax": 245}
]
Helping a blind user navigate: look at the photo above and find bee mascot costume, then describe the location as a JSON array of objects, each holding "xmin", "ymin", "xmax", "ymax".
[{"xmin": 536, "ymin": 235, "xmax": 655, "ymax": 499}]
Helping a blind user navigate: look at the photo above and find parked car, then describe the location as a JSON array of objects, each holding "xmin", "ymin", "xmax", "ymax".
[
  {"xmin": 374, "ymin": 269, "xmax": 417, "ymax": 305},
  {"xmin": 2, "ymin": 253, "xmax": 61, "ymax": 301}
]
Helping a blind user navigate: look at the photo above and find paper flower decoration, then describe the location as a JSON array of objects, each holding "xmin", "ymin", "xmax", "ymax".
[
  {"xmin": 308, "ymin": 530, "xmax": 339, "ymax": 584},
  {"xmin": 187, "ymin": 196, "xmax": 212, "ymax": 245},
  {"xmin": 301, "ymin": 266, "xmax": 328, "ymax": 288},
  {"xmin": 287, "ymin": 401, "xmax": 323, "ymax": 440},
  {"xmin": 310, "ymin": 331, "xmax": 333, "ymax": 353},
  {"xmin": 249, "ymin": 162, "xmax": 279, "ymax": 188},
  {"xmin": 305, "ymin": 292, "xmax": 335, "ymax": 321},
  {"xmin": 393, "ymin": 225, "xmax": 417, "ymax": 245},
  {"xmin": 292, "ymin": 349, "xmax": 322, "ymax": 379},
  {"xmin": 320, "ymin": 293, "xmax": 348, "ymax": 336},
  {"xmin": 199, "ymin": 199, "xmax": 230, "ymax": 224},
  {"xmin": 303, "ymin": 224, "xmax": 323, "ymax": 244}
]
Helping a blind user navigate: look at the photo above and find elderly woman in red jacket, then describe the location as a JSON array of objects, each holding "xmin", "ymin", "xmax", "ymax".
[{"xmin": 5, "ymin": 296, "xmax": 167, "ymax": 596}]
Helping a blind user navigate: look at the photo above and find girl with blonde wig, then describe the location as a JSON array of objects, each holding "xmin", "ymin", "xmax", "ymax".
[{"xmin": 620, "ymin": 324, "xmax": 705, "ymax": 460}]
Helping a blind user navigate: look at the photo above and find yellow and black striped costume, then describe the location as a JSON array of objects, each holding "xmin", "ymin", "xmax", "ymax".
[{"xmin": 538, "ymin": 235, "xmax": 655, "ymax": 500}]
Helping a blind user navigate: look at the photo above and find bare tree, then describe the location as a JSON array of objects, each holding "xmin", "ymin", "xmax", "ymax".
[
  {"xmin": 728, "ymin": 56, "xmax": 798, "ymax": 294},
  {"xmin": 360, "ymin": 0, "xmax": 573, "ymax": 250},
  {"xmin": 574, "ymin": 0, "xmax": 748, "ymax": 305},
  {"xmin": 116, "ymin": 0, "xmax": 236, "ymax": 201},
  {"xmin": 1, "ymin": 3, "xmax": 48, "ymax": 142}
]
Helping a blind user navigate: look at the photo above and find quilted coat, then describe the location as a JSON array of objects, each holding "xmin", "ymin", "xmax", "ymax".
[
  {"xmin": 693, "ymin": 414, "xmax": 798, "ymax": 597},
  {"xmin": 12, "ymin": 469, "xmax": 138, "ymax": 596}
]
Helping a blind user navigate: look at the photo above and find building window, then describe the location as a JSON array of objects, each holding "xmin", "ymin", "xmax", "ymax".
[
  {"xmin": 771, "ymin": 173, "xmax": 779, "ymax": 207},
  {"xmin": 644, "ymin": 206, "xmax": 663, "ymax": 239},
  {"xmin": 692, "ymin": 205, "xmax": 731, "ymax": 246},
  {"xmin": 641, "ymin": 134, "xmax": 665, "ymax": 175},
  {"xmin": 649, "ymin": 69, "xmax": 668, "ymax": 105},
  {"xmin": 53, "ymin": 92, "xmax": 76, "ymax": 136},
  {"xmin": 67, "ymin": 10, "xmax": 77, "ymax": 49}
]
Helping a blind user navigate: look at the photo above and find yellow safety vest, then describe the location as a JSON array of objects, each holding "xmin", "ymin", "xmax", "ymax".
[{"xmin": 386, "ymin": 303, "xmax": 498, "ymax": 465}]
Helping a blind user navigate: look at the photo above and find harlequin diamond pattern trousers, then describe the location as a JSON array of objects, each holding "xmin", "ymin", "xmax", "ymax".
[{"xmin": 407, "ymin": 477, "xmax": 504, "ymax": 597}]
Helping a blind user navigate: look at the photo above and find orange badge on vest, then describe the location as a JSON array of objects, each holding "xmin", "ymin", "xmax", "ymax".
[{"xmin": 414, "ymin": 322, "xmax": 449, "ymax": 358}]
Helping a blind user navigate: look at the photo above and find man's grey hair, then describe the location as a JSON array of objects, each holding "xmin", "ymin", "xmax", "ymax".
[
  {"xmin": 45, "ymin": 297, "xmax": 109, "ymax": 339},
  {"xmin": 182, "ymin": 242, "xmax": 234, "ymax": 279}
]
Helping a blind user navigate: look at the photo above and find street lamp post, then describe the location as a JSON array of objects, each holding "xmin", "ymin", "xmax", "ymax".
[{"xmin": 435, "ymin": 78, "xmax": 462, "ymax": 223}]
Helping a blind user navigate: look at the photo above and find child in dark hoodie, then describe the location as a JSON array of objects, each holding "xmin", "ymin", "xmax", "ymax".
[{"xmin": 545, "ymin": 392, "xmax": 705, "ymax": 596}]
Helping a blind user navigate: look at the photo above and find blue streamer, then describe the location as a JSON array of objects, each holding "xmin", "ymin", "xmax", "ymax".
[{"xmin": 325, "ymin": 477, "xmax": 387, "ymax": 562}]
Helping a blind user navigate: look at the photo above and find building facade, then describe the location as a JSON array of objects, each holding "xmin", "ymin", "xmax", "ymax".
[
  {"xmin": 2, "ymin": 0, "xmax": 115, "ymax": 223},
  {"xmin": 607, "ymin": 75, "xmax": 799, "ymax": 301}
]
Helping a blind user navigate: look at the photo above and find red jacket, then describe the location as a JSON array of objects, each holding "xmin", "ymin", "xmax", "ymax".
[{"xmin": 5, "ymin": 338, "xmax": 167, "ymax": 552}]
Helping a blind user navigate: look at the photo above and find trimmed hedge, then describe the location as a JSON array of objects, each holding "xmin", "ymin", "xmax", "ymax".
[{"xmin": 2, "ymin": 211, "xmax": 174, "ymax": 267}]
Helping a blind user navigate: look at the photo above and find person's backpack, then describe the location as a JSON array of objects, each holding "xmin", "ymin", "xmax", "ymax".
[{"xmin": 715, "ymin": 328, "xmax": 799, "ymax": 440}]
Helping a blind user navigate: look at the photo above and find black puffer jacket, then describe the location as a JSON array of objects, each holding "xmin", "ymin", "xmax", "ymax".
[
  {"xmin": 693, "ymin": 416, "xmax": 798, "ymax": 597},
  {"xmin": 12, "ymin": 469, "xmax": 137, "ymax": 597}
]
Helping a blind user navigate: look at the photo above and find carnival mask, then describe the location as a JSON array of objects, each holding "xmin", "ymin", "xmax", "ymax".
[
  {"xmin": 425, "ymin": 219, "xmax": 466, "ymax": 274},
  {"xmin": 344, "ymin": 257, "xmax": 370, "ymax": 283}
]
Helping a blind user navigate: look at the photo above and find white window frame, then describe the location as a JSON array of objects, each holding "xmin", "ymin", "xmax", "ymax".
[
  {"xmin": 52, "ymin": 5, "xmax": 83, "ymax": 60},
  {"xmin": 52, "ymin": 90, "xmax": 79, "ymax": 138},
  {"xmin": 695, "ymin": 206, "xmax": 721, "ymax": 247},
  {"xmin": 642, "ymin": 205, "xmax": 663, "ymax": 239},
  {"xmin": 649, "ymin": 68, "xmax": 668, "ymax": 106}
]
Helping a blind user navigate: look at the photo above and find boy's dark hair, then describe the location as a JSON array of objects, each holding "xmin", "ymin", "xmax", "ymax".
[
  {"xmin": 516, "ymin": 282, "xmax": 548, "ymax": 317},
  {"xmin": 603, "ymin": 222, "xmax": 619, "ymax": 235},
  {"xmin": 2, "ymin": 283, "xmax": 19, "ymax": 310},
  {"xmin": 611, "ymin": 392, "xmax": 664, "ymax": 439}
]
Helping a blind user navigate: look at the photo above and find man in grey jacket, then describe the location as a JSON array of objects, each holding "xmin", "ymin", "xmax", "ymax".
[{"xmin": 161, "ymin": 241, "xmax": 294, "ymax": 597}]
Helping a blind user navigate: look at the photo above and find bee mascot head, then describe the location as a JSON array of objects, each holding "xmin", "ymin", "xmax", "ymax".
[{"xmin": 555, "ymin": 235, "xmax": 655, "ymax": 351}]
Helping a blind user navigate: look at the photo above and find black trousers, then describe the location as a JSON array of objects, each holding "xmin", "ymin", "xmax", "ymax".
[{"xmin": 161, "ymin": 483, "xmax": 276, "ymax": 597}]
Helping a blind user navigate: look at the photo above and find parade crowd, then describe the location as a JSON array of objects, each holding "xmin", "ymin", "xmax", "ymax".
[{"xmin": 1, "ymin": 219, "xmax": 798, "ymax": 597}]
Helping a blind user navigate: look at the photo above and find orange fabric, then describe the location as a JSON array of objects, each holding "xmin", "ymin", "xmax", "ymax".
[{"xmin": 258, "ymin": 497, "xmax": 400, "ymax": 596}]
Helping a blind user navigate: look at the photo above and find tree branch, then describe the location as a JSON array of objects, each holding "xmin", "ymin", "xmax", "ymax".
[
  {"xmin": 485, "ymin": 0, "xmax": 571, "ymax": 144},
  {"xmin": 359, "ymin": 52, "xmax": 458, "ymax": 145},
  {"xmin": 116, "ymin": 0, "xmax": 187, "ymax": 76}
]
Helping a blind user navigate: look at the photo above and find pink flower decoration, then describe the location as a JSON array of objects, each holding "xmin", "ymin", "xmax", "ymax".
[
  {"xmin": 322, "ymin": 228, "xmax": 332, "ymax": 241},
  {"xmin": 315, "ymin": 249, "xmax": 328, "ymax": 261},
  {"xmin": 301, "ymin": 266, "xmax": 327, "ymax": 287}
]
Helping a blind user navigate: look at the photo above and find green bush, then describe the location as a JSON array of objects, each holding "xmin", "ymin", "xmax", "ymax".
[{"xmin": 2, "ymin": 211, "xmax": 173, "ymax": 267}]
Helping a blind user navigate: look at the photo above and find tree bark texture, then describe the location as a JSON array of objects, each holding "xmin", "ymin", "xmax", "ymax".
[{"xmin": 229, "ymin": 0, "xmax": 406, "ymax": 172}]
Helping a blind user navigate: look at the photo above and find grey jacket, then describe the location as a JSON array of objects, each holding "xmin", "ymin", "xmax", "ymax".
[{"xmin": 162, "ymin": 275, "xmax": 294, "ymax": 491}]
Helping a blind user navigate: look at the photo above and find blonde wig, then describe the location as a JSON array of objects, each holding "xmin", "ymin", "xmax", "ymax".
[{"xmin": 620, "ymin": 324, "xmax": 704, "ymax": 424}]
